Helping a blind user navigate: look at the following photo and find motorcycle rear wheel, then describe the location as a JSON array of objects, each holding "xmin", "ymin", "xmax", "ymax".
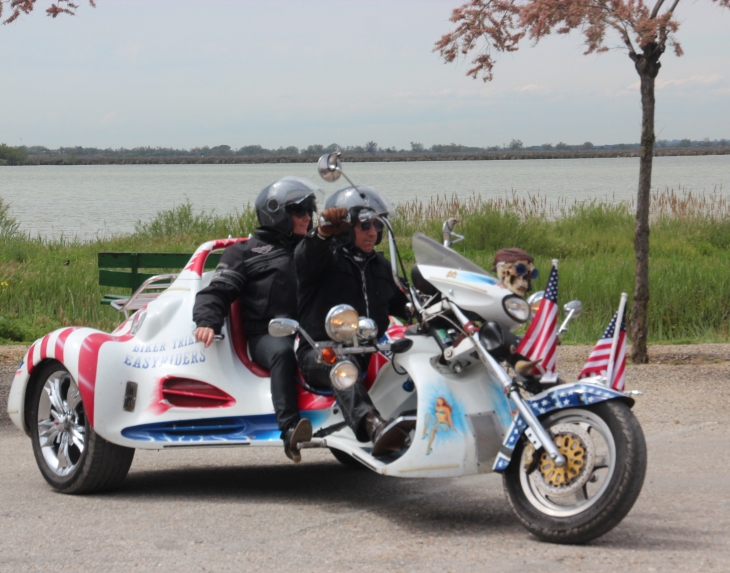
[
  {"xmin": 502, "ymin": 400, "xmax": 646, "ymax": 544},
  {"xmin": 30, "ymin": 361, "xmax": 135, "ymax": 494}
]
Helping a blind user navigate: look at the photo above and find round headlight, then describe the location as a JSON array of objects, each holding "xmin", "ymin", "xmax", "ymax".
[
  {"xmin": 325, "ymin": 304, "xmax": 359, "ymax": 342},
  {"xmin": 357, "ymin": 317, "xmax": 378, "ymax": 341},
  {"xmin": 526, "ymin": 290, "xmax": 544, "ymax": 316},
  {"xmin": 502, "ymin": 295, "xmax": 530, "ymax": 323},
  {"xmin": 329, "ymin": 361, "xmax": 360, "ymax": 390}
]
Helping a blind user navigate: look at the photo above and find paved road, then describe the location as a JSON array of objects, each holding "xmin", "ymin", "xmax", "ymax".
[{"xmin": 1, "ymin": 356, "xmax": 729, "ymax": 572}]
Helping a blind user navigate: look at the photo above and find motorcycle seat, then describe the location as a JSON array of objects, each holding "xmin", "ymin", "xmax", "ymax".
[
  {"xmin": 228, "ymin": 299, "xmax": 335, "ymax": 403},
  {"xmin": 228, "ymin": 299, "xmax": 270, "ymax": 378}
]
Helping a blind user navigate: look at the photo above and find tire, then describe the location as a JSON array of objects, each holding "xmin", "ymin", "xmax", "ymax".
[
  {"xmin": 29, "ymin": 361, "xmax": 135, "ymax": 494},
  {"xmin": 330, "ymin": 447, "xmax": 366, "ymax": 469},
  {"xmin": 502, "ymin": 400, "xmax": 646, "ymax": 544}
]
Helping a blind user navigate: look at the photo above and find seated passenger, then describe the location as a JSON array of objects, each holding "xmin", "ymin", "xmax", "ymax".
[
  {"xmin": 294, "ymin": 186, "xmax": 410, "ymax": 457},
  {"xmin": 192, "ymin": 177, "xmax": 319, "ymax": 463}
]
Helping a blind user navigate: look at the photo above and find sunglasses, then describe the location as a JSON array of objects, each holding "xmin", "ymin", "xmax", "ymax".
[
  {"xmin": 358, "ymin": 219, "xmax": 384, "ymax": 232},
  {"xmin": 287, "ymin": 201, "xmax": 315, "ymax": 217},
  {"xmin": 514, "ymin": 263, "xmax": 539, "ymax": 280}
]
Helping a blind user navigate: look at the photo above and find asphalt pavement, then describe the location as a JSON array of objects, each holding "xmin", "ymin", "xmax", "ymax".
[{"xmin": 1, "ymin": 352, "xmax": 729, "ymax": 572}]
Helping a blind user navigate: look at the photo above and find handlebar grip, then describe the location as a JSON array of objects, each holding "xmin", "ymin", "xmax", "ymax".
[{"xmin": 318, "ymin": 214, "xmax": 351, "ymax": 227}]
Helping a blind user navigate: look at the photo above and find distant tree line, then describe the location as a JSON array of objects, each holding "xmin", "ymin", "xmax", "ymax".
[{"xmin": 1, "ymin": 138, "xmax": 728, "ymax": 165}]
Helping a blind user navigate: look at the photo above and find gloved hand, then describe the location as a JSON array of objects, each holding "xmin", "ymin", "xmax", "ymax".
[{"xmin": 317, "ymin": 207, "xmax": 350, "ymax": 237}]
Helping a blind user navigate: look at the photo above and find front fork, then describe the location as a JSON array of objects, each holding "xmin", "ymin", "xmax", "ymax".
[{"xmin": 444, "ymin": 300, "xmax": 567, "ymax": 467}]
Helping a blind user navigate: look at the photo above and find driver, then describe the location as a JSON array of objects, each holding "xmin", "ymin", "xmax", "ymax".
[
  {"xmin": 192, "ymin": 176, "xmax": 319, "ymax": 463},
  {"xmin": 294, "ymin": 186, "xmax": 410, "ymax": 457}
]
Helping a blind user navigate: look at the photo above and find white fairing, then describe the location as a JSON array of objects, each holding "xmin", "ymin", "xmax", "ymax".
[{"xmin": 416, "ymin": 264, "xmax": 523, "ymax": 331}]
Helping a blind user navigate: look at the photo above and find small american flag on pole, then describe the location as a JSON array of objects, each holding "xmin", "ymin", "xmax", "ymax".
[
  {"xmin": 516, "ymin": 260, "xmax": 558, "ymax": 376},
  {"xmin": 579, "ymin": 293, "xmax": 628, "ymax": 391}
]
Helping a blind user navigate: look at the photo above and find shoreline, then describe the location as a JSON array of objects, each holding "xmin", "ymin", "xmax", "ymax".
[{"xmin": 5, "ymin": 147, "xmax": 730, "ymax": 166}]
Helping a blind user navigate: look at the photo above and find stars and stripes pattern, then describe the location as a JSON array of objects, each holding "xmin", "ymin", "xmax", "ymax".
[
  {"xmin": 579, "ymin": 306, "xmax": 627, "ymax": 391},
  {"xmin": 515, "ymin": 263, "xmax": 558, "ymax": 375},
  {"xmin": 492, "ymin": 382, "xmax": 625, "ymax": 471}
]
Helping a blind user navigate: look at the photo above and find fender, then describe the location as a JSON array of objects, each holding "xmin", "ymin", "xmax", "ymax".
[
  {"xmin": 492, "ymin": 381, "xmax": 634, "ymax": 471},
  {"xmin": 7, "ymin": 324, "xmax": 133, "ymax": 435}
]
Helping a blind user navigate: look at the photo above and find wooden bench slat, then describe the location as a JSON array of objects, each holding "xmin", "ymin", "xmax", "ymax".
[{"xmin": 98, "ymin": 252, "xmax": 222, "ymax": 270}]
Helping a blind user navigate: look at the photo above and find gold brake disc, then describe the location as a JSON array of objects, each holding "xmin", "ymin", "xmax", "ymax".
[{"xmin": 539, "ymin": 433, "xmax": 587, "ymax": 487}]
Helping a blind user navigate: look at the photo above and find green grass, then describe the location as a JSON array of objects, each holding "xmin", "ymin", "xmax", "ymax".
[{"xmin": 1, "ymin": 191, "xmax": 730, "ymax": 345}]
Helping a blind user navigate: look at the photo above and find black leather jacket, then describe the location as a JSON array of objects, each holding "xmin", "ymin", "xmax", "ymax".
[
  {"xmin": 193, "ymin": 228, "xmax": 302, "ymax": 337},
  {"xmin": 294, "ymin": 229, "xmax": 409, "ymax": 344}
]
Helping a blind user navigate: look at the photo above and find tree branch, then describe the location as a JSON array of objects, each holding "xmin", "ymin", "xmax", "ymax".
[
  {"xmin": 622, "ymin": 30, "xmax": 638, "ymax": 61},
  {"xmin": 665, "ymin": 0, "xmax": 681, "ymax": 17},
  {"xmin": 650, "ymin": 0, "xmax": 667, "ymax": 19}
]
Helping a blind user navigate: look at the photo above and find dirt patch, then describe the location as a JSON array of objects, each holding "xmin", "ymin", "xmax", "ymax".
[{"xmin": 0, "ymin": 345, "xmax": 28, "ymax": 365}]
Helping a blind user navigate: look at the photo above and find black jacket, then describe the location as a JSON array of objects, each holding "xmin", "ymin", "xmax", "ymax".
[
  {"xmin": 193, "ymin": 228, "xmax": 302, "ymax": 337},
  {"xmin": 295, "ymin": 229, "xmax": 409, "ymax": 344}
]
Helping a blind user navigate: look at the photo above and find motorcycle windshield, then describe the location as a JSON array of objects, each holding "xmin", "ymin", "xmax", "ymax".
[{"xmin": 412, "ymin": 232, "xmax": 493, "ymax": 276}]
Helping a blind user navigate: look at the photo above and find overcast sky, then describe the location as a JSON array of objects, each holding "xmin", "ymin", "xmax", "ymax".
[{"xmin": 2, "ymin": 0, "xmax": 729, "ymax": 150}]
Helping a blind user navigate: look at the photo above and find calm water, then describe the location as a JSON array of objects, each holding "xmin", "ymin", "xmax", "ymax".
[{"xmin": 1, "ymin": 155, "xmax": 729, "ymax": 240}]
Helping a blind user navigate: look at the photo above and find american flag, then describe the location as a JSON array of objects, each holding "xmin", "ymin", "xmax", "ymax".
[
  {"xmin": 516, "ymin": 263, "xmax": 558, "ymax": 376},
  {"xmin": 579, "ymin": 305, "xmax": 627, "ymax": 391}
]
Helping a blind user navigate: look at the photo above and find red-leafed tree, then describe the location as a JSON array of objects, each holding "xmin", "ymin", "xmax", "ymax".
[
  {"xmin": 435, "ymin": 0, "xmax": 729, "ymax": 363},
  {"xmin": 1, "ymin": 0, "xmax": 95, "ymax": 24}
]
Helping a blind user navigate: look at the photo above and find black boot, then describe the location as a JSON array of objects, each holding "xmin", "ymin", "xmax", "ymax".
[
  {"xmin": 283, "ymin": 418, "xmax": 312, "ymax": 463},
  {"xmin": 364, "ymin": 411, "xmax": 409, "ymax": 458}
]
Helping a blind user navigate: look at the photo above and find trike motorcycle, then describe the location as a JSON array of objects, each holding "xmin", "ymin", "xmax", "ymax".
[{"xmin": 7, "ymin": 153, "xmax": 646, "ymax": 544}]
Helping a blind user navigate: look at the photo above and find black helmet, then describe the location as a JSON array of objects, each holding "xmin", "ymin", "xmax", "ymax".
[
  {"xmin": 323, "ymin": 186, "xmax": 394, "ymax": 246},
  {"xmin": 255, "ymin": 176, "xmax": 319, "ymax": 234}
]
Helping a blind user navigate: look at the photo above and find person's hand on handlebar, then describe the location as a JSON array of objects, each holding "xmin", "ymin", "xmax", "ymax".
[
  {"xmin": 195, "ymin": 326, "xmax": 216, "ymax": 348},
  {"xmin": 317, "ymin": 207, "xmax": 349, "ymax": 238}
]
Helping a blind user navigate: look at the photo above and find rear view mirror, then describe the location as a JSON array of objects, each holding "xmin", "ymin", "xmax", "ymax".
[
  {"xmin": 390, "ymin": 339, "xmax": 413, "ymax": 354},
  {"xmin": 268, "ymin": 318, "xmax": 299, "ymax": 337},
  {"xmin": 317, "ymin": 152, "xmax": 342, "ymax": 182},
  {"xmin": 478, "ymin": 321, "xmax": 504, "ymax": 351},
  {"xmin": 564, "ymin": 300, "xmax": 583, "ymax": 318}
]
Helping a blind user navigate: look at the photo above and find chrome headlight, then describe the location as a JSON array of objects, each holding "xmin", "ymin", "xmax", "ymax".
[
  {"xmin": 526, "ymin": 290, "xmax": 544, "ymax": 317},
  {"xmin": 329, "ymin": 361, "xmax": 360, "ymax": 390},
  {"xmin": 502, "ymin": 295, "xmax": 530, "ymax": 323},
  {"xmin": 325, "ymin": 304, "xmax": 359, "ymax": 343},
  {"xmin": 357, "ymin": 317, "xmax": 378, "ymax": 341}
]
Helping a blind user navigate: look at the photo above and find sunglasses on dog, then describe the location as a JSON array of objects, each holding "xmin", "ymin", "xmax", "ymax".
[
  {"xmin": 358, "ymin": 219, "xmax": 384, "ymax": 232},
  {"xmin": 514, "ymin": 263, "xmax": 539, "ymax": 279}
]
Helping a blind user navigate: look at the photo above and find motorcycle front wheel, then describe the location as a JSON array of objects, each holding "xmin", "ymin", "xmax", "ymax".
[{"xmin": 502, "ymin": 400, "xmax": 646, "ymax": 544}]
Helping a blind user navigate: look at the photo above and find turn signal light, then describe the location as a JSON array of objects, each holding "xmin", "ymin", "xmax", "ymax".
[{"xmin": 321, "ymin": 347, "xmax": 338, "ymax": 364}]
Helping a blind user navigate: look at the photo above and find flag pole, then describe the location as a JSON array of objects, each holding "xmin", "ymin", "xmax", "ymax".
[{"xmin": 606, "ymin": 292, "xmax": 628, "ymax": 387}]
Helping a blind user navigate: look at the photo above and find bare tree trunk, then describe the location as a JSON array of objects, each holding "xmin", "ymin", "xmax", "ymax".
[{"xmin": 630, "ymin": 44, "xmax": 662, "ymax": 364}]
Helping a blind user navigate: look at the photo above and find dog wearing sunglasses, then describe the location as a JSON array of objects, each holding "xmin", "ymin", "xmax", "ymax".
[{"xmin": 492, "ymin": 247, "xmax": 538, "ymax": 298}]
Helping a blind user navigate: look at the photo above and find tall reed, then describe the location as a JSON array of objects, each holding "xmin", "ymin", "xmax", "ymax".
[{"xmin": 1, "ymin": 190, "xmax": 729, "ymax": 345}]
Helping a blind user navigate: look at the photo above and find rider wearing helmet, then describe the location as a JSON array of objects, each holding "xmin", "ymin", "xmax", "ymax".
[
  {"xmin": 193, "ymin": 176, "xmax": 319, "ymax": 463},
  {"xmin": 294, "ymin": 186, "xmax": 410, "ymax": 456}
]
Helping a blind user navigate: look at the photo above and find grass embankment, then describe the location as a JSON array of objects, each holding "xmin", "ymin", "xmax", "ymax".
[{"xmin": 1, "ymin": 190, "xmax": 729, "ymax": 345}]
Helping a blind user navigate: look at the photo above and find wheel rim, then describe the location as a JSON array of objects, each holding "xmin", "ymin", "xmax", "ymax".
[
  {"xmin": 36, "ymin": 370, "xmax": 86, "ymax": 477},
  {"xmin": 518, "ymin": 408, "xmax": 616, "ymax": 518}
]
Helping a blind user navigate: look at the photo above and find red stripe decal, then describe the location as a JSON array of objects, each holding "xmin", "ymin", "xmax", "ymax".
[
  {"xmin": 77, "ymin": 332, "xmax": 133, "ymax": 428},
  {"xmin": 27, "ymin": 344, "xmax": 36, "ymax": 374},
  {"xmin": 40, "ymin": 334, "xmax": 51, "ymax": 360},
  {"xmin": 55, "ymin": 327, "xmax": 79, "ymax": 365},
  {"xmin": 184, "ymin": 238, "xmax": 247, "ymax": 276}
]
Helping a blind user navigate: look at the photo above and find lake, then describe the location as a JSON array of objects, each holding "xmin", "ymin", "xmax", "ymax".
[{"xmin": 1, "ymin": 155, "xmax": 729, "ymax": 240}]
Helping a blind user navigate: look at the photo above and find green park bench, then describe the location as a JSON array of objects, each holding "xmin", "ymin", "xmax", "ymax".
[{"xmin": 98, "ymin": 252, "xmax": 222, "ymax": 309}]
